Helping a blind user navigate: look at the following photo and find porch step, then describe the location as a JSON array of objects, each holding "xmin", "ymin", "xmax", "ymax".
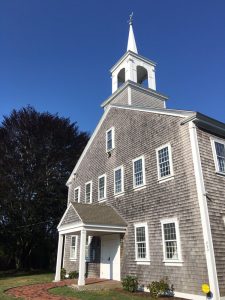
[{"xmin": 86, "ymin": 262, "xmax": 100, "ymax": 278}]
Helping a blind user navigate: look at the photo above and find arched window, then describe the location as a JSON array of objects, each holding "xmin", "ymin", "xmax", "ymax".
[
  {"xmin": 137, "ymin": 66, "xmax": 148, "ymax": 88},
  {"xmin": 117, "ymin": 68, "xmax": 125, "ymax": 88}
]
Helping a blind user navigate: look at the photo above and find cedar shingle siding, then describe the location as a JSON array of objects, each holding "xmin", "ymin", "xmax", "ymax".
[{"xmin": 64, "ymin": 107, "xmax": 209, "ymax": 294}]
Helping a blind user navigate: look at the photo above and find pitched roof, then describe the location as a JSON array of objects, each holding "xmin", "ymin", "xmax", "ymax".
[{"xmin": 71, "ymin": 202, "xmax": 127, "ymax": 227}]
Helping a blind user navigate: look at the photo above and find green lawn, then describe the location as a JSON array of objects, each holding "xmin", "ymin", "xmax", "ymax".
[
  {"xmin": 50, "ymin": 286, "xmax": 149, "ymax": 300},
  {"xmin": 0, "ymin": 272, "xmax": 54, "ymax": 300}
]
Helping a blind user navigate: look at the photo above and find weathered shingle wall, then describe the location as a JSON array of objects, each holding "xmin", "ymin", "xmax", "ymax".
[
  {"xmin": 197, "ymin": 128, "xmax": 225, "ymax": 296},
  {"xmin": 131, "ymin": 88, "xmax": 164, "ymax": 108},
  {"xmin": 63, "ymin": 234, "xmax": 80, "ymax": 273},
  {"xmin": 61, "ymin": 205, "xmax": 80, "ymax": 226},
  {"xmin": 65, "ymin": 107, "xmax": 207, "ymax": 295}
]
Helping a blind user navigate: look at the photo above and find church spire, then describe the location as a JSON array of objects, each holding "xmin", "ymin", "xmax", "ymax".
[{"xmin": 127, "ymin": 13, "xmax": 138, "ymax": 54}]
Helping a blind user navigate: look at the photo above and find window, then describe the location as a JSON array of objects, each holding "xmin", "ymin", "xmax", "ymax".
[
  {"xmin": 161, "ymin": 218, "xmax": 182, "ymax": 265},
  {"xmin": 85, "ymin": 236, "xmax": 92, "ymax": 261},
  {"xmin": 211, "ymin": 138, "xmax": 225, "ymax": 175},
  {"xmin": 106, "ymin": 127, "xmax": 115, "ymax": 152},
  {"xmin": 74, "ymin": 187, "xmax": 80, "ymax": 202},
  {"xmin": 114, "ymin": 166, "xmax": 124, "ymax": 195},
  {"xmin": 133, "ymin": 156, "xmax": 145, "ymax": 188},
  {"xmin": 134, "ymin": 223, "xmax": 150, "ymax": 264},
  {"xmin": 85, "ymin": 181, "xmax": 92, "ymax": 203},
  {"xmin": 156, "ymin": 144, "xmax": 173, "ymax": 180},
  {"xmin": 70, "ymin": 235, "xmax": 78, "ymax": 260},
  {"xmin": 98, "ymin": 174, "xmax": 106, "ymax": 201}
]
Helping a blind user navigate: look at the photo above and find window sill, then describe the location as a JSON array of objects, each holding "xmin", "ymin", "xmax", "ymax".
[
  {"xmin": 215, "ymin": 171, "xmax": 225, "ymax": 178},
  {"xmin": 114, "ymin": 192, "xmax": 124, "ymax": 198},
  {"xmin": 133, "ymin": 185, "xmax": 146, "ymax": 191},
  {"xmin": 135, "ymin": 260, "xmax": 151, "ymax": 265},
  {"xmin": 70, "ymin": 258, "xmax": 77, "ymax": 261},
  {"xmin": 158, "ymin": 175, "xmax": 174, "ymax": 183},
  {"xmin": 163, "ymin": 260, "xmax": 183, "ymax": 266},
  {"xmin": 98, "ymin": 199, "xmax": 107, "ymax": 203}
]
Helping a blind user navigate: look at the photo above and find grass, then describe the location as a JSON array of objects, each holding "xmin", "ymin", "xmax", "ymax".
[
  {"xmin": 50, "ymin": 286, "xmax": 149, "ymax": 300},
  {"xmin": 0, "ymin": 272, "xmax": 54, "ymax": 300}
]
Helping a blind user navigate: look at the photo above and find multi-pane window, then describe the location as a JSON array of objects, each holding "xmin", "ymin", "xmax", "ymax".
[
  {"xmin": 134, "ymin": 223, "xmax": 149, "ymax": 262},
  {"xmin": 85, "ymin": 236, "xmax": 91, "ymax": 261},
  {"xmin": 85, "ymin": 182, "xmax": 92, "ymax": 203},
  {"xmin": 98, "ymin": 175, "xmax": 106, "ymax": 200},
  {"xmin": 70, "ymin": 235, "xmax": 78, "ymax": 259},
  {"xmin": 212, "ymin": 140, "xmax": 225, "ymax": 174},
  {"xmin": 157, "ymin": 144, "xmax": 173, "ymax": 179},
  {"xmin": 133, "ymin": 156, "xmax": 145, "ymax": 188},
  {"xmin": 161, "ymin": 219, "xmax": 181, "ymax": 262},
  {"xmin": 74, "ymin": 187, "xmax": 80, "ymax": 202},
  {"xmin": 106, "ymin": 127, "xmax": 115, "ymax": 152},
  {"xmin": 114, "ymin": 166, "xmax": 124, "ymax": 194}
]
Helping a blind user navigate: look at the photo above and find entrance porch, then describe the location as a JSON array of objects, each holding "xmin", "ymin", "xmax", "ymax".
[{"xmin": 54, "ymin": 202, "xmax": 127, "ymax": 286}]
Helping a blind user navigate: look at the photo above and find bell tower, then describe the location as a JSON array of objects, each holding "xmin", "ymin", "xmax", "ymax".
[{"xmin": 111, "ymin": 13, "xmax": 156, "ymax": 93}]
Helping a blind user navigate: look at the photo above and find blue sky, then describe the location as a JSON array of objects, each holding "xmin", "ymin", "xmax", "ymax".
[{"xmin": 0, "ymin": 0, "xmax": 225, "ymax": 133}]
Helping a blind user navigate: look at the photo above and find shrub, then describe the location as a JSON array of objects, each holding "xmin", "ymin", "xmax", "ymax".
[
  {"xmin": 69, "ymin": 270, "xmax": 79, "ymax": 279},
  {"xmin": 147, "ymin": 278, "xmax": 173, "ymax": 298},
  {"xmin": 122, "ymin": 275, "xmax": 138, "ymax": 292},
  {"xmin": 60, "ymin": 268, "xmax": 66, "ymax": 280}
]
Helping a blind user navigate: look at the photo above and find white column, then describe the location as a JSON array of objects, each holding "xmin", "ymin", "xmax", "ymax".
[
  {"xmin": 78, "ymin": 229, "xmax": 87, "ymax": 286},
  {"xmin": 54, "ymin": 233, "xmax": 64, "ymax": 281},
  {"xmin": 148, "ymin": 67, "xmax": 156, "ymax": 90}
]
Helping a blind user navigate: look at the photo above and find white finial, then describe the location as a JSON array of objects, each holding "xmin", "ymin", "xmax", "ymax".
[{"xmin": 127, "ymin": 12, "xmax": 138, "ymax": 53}]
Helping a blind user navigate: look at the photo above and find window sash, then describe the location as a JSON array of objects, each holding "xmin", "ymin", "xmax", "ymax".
[
  {"xmin": 114, "ymin": 168, "xmax": 123, "ymax": 194},
  {"xmin": 85, "ymin": 182, "xmax": 92, "ymax": 203},
  {"xmin": 162, "ymin": 221, "xmax": 180, "ymax": 261},
  {"xmin": 215, "ymin": 141, "xmax": 225, "ymax": 173},
  {"xmin": 158, "ymin": 146, "xmax": 171, "ymax": 178},
  {"xmin": 135, "ymin": 224, "xmax": 149, "ymax": 261},
  {"xmin": 74, "ymin": 188, "xmax": 80, "ymax": 202},
  {"xmin": 70, "ymin": 236, "xmax": 77, "ymax": 259},
  {"xmin": 98, "ymin": 176, "xmax": 106, "ymax": 200},
  {"xmin": 107, "ymin": 130, "xmax": 113, "ymax": 151},
  {"xmin": 134, "ymin": 158, "xmax": 144, "ymax": 187}
]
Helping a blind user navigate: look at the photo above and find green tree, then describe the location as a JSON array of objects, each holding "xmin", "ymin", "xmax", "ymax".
[{"xmin": 0, "ymin": 106, "xmax": 89, "ymax": 270}]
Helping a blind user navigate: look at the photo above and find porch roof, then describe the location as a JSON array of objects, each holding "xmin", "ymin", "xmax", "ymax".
[
  {"xmin": 57, "ymin": 202, "xmax": 127, "ymax": 233},
  {"xmin": 71, "ymin": 202, "xmax": 127, "ymax": 226}
]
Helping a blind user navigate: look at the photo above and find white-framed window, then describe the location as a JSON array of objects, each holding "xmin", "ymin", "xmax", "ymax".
[
  {"xmin": 70, "ymin": 235, "xmax": 78, "ymax": 260},
  {"xmin": 156, "ymin": 143, "xmax": 174, "ymax": 181},
  {"xmin": 98, "ymin": 174, "xmax": 106, "ymax": 201},
  {"xmin": 211, "ymin": 137, "xmax": 225, "ymax": 175},
  {"xmin": 85, "ymin": 236, "xmax": 92, "ymax": 261},
  {"xmin": 161, "ymin": 218, "xmax": 182, "ymax": 266},
  {"xmin": 134, "ymin": 223, "xmax": 150, "ymax": 264},
  {"xmin": 133, "ymin": 156, "xmax": 146, "ymax": 188},
  {"xmin": 106, "ymin": 127, "xmax": 115, "ymax": 152},
  {"xmin": 85, "ymin": 181, "xmax": 92, "ymax": 203},
  {"xmin": 114, "ymin": 166, "xmax": 124, "ymax": 195},
  {"xmin": 74, "ymin": 187, "xmax": 80, "ymax": 202}
]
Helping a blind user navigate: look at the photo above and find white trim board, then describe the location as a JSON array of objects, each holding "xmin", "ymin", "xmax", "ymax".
[{"xmin": 189, "ymin": 121, "xmax": 220, "ymax": 300}]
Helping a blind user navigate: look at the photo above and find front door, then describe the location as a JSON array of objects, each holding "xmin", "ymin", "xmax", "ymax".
[{"xmin": 100, "ymin": 234, "xmax": 120, "ymax": 280}]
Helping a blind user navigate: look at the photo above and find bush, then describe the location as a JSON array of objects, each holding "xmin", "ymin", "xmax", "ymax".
[
  {"xmin": 69, "ymin": 270, "xmax": 79, "ymax": 279},
  {"xmin": 147, "ymin": 278, "xmax": 173, "ymax": 298},
  {"xmin": 60, "ymin": 268, "xmax": 66, "ymax": 280},
  {"xmin": 122, "ymin": 275, "xmax": 138, "ymax": 292}
]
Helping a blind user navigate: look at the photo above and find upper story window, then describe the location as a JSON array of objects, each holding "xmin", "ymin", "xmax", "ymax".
[
  {"xmin": 133, "ymin": 156, "xmax": 146, "ymax": 188},
  {"xmin": 106, "ymin": 127, "xmax": 115, "ymax": 152},
  {"xmin": 134, "ymin": 223, "xmax": 150, "ymax": 264},
  {"xmin": 98, "ymin": 174, "xmax": 106, "ymax": 201},
  {"xmin": 70, "ymin": 235, "xmax": 78, "ymax": 260},
  {"xmin": 211, "ymin": 138, "xmax": 225, "ymax": 175},
  {"xmin": 85, "ymin": 181, "xmax": 92, "ymax": 203},
  {"xmin": 161, "ymin": 218, "xmax": 182, "ymax": 266},
  {"xmin": 114, "ymin": 166, "xmax": 124, "ymax": 195},
  {"xmin": 156, "ymin": 144, "xmax": 174, "ymax": 181},
  {"xmin": 74, "ymin": 187, "xmax": 80, "ymax": 202}
]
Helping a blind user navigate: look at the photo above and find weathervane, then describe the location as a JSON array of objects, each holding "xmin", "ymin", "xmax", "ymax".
[{"xmin": 128, "ymin": 12, "xmax": 134, "ymax": 25}]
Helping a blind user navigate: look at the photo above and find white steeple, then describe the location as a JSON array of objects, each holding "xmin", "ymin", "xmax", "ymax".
[{"xmin": 127, "ymin": 13, "xmax": 138, "ymax": 53}]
